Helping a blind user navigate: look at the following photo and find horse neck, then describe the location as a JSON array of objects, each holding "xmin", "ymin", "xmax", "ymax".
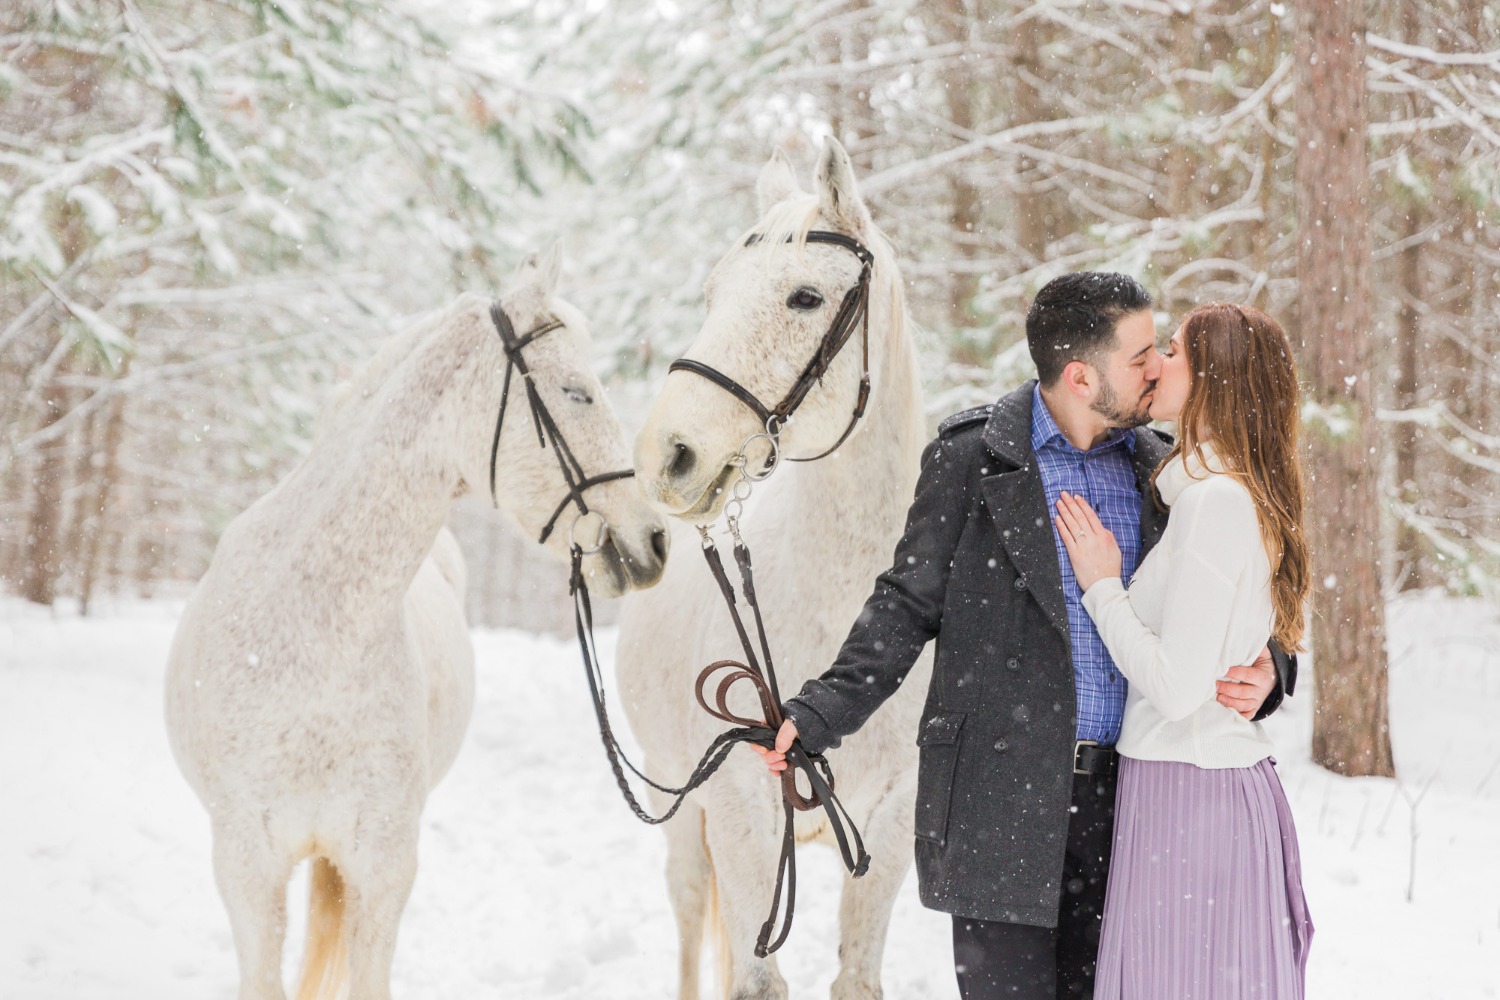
[
  {"xmin": 758, "ymin": 269, "xmax": 925, "ymax": 551},
  {"xmin": 284, "ymin": 314, "xmax": 491, "ymax": 603}
]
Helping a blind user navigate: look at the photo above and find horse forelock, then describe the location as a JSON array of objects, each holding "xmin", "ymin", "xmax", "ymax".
[
  {"xmin": 733, "ymin": 193, "xmax": 900, "ymax": 291},
  {"xmin": 737, "ymin": 195, "xmax": 820, "ymax": 262}
]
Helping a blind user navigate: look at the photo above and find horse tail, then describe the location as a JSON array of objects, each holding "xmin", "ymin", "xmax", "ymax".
[
  {"xmin": 294, "ymin": 856, "xmax": 349, "ymax": 1000},
  {"xmin": 710, "ymin": 871, "xmax": 733, "ymax": 1000},
  {"xmin": 702, "ymin": 829, "xmax": 732, "ymax": 1000}
]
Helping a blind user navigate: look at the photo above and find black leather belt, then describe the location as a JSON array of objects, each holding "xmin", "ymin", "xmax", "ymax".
[{"xmin": 1073, "ymin": 740, "xmax": 1119, "ymax": 777}]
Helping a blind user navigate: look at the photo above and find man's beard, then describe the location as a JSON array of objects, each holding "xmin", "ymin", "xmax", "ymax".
[{"xmin": 1092, "ymin": 377, "xmax": 1154, "ymax": 429}]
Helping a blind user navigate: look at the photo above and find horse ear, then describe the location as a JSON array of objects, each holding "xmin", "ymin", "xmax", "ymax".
[
  {"xmin": 535, "ymin": 241, "xmax": 563, "ymax": 295},
  {"xmin": 814, "ymin": 136, "xmax": 871, "ymax": 235},
  {"xmin": 756, "ymin": 147, "xmax": 801, "ymax": 216},
  {"xmin": 515, "ymin": 242, "xmax": 564, "ymax": 297}
]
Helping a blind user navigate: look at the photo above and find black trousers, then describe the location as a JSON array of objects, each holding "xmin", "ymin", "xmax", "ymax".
[{"xmin": 951, "ymin": 770, "xmax": 1118, "ymax": 1000}]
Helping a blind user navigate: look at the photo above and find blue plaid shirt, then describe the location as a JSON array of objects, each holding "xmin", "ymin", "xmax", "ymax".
[{"xmin": 1030, "ymin": 385, "xmax": 1142, "ymax": 744}]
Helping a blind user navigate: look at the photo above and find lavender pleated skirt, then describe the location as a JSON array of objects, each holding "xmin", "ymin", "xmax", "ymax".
[{"xmin": 1093, "ymin": 756, "xmax": 1313, "ymax": 999}]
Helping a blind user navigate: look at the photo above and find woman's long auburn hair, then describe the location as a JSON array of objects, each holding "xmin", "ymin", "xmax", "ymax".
[{"xmin": 1152, "ymin": 303, "xmax": 1310, "ymax": 653}]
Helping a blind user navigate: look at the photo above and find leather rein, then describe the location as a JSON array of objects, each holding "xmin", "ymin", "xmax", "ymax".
[
  {"xmin": 563, "ymin": 513, "xmax": 871, "ymax": 959},
  {"xmin": 668, "ymin": 229, "xmax": 874, "ymax": 466},
  {"xmin": 674, "ymin": 229, "xmax": 881, "ymax": 954},
  {"xmin": 491, "ymin": 298, "xmax": 862, "ymax": 955}
]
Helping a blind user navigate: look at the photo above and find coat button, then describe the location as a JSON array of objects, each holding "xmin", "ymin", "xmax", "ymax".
[
  {"xmin": 1006, "ymin": 657, "xmax": 1020, "ymax": 671},
  {"xmin": 1013, "ymin": 576, "xmax": 1027, "ymax": 591},
  {"xmin": 993, "ymin": 739, "xmax": 1009, "ymax": 753}
]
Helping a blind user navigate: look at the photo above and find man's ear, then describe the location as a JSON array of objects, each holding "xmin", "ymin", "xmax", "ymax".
[{"xmin": 1061, "ymin": 359, "xmax": 1095, "ymax": 399}]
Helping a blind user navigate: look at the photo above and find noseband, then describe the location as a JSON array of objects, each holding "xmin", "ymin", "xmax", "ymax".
[
  {"xmin": 668, "ymin": 230, "xmax": 874, "ymax": 466},
  {"xmin": 488, "ymin": 302, "xmax": 635, "ymax": 549}
]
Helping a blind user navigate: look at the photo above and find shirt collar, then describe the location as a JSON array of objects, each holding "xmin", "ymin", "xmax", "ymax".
[{"xmin": 1029, "ymin": 383, "xmax": 1137, "ymax": 456}]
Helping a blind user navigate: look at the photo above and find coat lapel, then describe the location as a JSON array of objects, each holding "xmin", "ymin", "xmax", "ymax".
[
  {"xmin": 981, "ymin": 468, "xmax": 1069, "ymax": 637},
  {"xmin": 977, "ymin": 383, "xmax": 1069, "ymax": 637}
]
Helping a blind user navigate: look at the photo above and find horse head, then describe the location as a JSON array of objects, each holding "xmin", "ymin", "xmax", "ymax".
[
  {"xmin": 635, "ymin": 137, "xmax": 892, "ymax": 525},
  {"xmin": 486, "ymin": 244, "xmax": 668, "ymax": 595}
]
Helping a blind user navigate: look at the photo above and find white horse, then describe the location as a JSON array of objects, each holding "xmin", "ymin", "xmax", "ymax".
[
  {"xmin": 616, "ymin": 139, "xmax": 930, "ymax": 1000},
  {"xmin": 164, "ymin": 246, "xmax": 668, "ymax": 1000}
]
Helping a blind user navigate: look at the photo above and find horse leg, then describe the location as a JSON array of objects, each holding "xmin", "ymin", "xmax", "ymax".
[
  {"xmin": 829, "ymin": 785, "xmax": 914, "ymax": 1000},
  {"xmin": 658, "ymin": 797, "xmax": 714, "ymax": 1000},
  {"xmin": 212, "ymin": 822, "xmax": 295, "ymax": 1000},
  {"xmin": 338, "ymin": 812, "xmax": 421, "ymax": 1000},
  {"xmin": 703, "ymin": 790, "xmax": 789, "ymax": 1000}
]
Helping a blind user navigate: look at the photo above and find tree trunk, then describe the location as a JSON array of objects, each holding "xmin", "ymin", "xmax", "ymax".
[
  {"xmin": 1012, "ymin": 10, "xmax": 1050, "ymax": 265},
  {"xmin": 1392, "ymin": 202, "xmax": 1427, "ymax": 591},
  {"xmin": 823, "ymin": 0, "xmax": 877, "ymax": 160},
  {"xmin": 80, "ymin": 359, "xmax": 131, "ymax": 614},
  {"xmin": 1294, "ymin": 0, "xmax": 1395, "ymax": 777},
  {"xmin": 941, "ymin": 0, "xmax": 984, "ymax": 358},
  {"xmin": 20, "ymin": 372, "xmax": 70, "ymax": 605}
]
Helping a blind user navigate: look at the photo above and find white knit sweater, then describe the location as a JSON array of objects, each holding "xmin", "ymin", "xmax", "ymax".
[{"xmin": 1080, "ymin": 443, "xmax": 1277, "ymax": 769}]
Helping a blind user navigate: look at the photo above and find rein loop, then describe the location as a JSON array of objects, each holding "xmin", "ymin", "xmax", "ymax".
[
  {"xmin": 562, "ymin": 424, "xmax": 871, "ymax": 960},
  {"xmin": 690, "ymin": 523, "xmax": 871, "ymax": 956}
]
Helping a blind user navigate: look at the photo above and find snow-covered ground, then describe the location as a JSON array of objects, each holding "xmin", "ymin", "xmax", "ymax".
[{"xmin": 2, "ymin": 592, "xmax": 1497, "ymax": 998}]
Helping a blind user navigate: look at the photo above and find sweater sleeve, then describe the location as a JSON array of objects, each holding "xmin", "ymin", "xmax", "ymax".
[{"xmin": 1080, "ymin": 480, "xmax": 1259, "ymax": 722}]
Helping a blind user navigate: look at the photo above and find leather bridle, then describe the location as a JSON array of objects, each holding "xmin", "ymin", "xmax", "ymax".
[
  {"xmin": 487, "ymin": 302, "xmax": 635, "ymax": 550},
  {"xmin": 668, "ymin": 230, "xmax": 874, "ymax": 467}
]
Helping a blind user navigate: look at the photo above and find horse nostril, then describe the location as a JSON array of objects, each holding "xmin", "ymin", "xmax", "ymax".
[
  {"xmin": 667, "ymin": 441, "xmax": 695, "ymax": 479},
  {"xmin": 649, "ymin": 527, "xmax": 669, "ymax": 564}
]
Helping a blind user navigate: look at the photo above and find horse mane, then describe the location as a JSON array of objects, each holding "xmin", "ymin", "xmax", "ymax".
[
  {"xmin": 313, "ymin": 305, "xmax": 454, "ymax": 446},
  {"xmin": 310, "ymin": 292, "xmax": 601, "ymax": 458}
]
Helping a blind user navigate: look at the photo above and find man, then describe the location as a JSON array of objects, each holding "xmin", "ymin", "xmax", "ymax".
[{"xmin": 755, "ymin": 273, "xmax": 1293, "ymax": 998}]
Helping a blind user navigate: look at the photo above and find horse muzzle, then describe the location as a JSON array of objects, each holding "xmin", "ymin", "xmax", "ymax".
[
  {"xmin": 635, "ymin": 430, "xmax": 776, "ymax": 524},
  {"xmin": 584, "ymin": 522, "xmax": 669, "ymax": 596}
]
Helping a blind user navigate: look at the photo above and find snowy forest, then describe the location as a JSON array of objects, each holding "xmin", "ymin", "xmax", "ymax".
[
  {"xmin": 5, "ymin": 2, "xmax": 1500, "ymax": 997},
  {"xmin": 4, "ymin": 1, "xmax": 1499, "ymax": 769}
]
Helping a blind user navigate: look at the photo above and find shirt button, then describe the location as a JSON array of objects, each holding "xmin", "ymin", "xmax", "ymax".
[
  {"xmin": 1006, "ymin": 657, "xmax": 1020, "ymax": 671},
  {"xmin": 1013, "ymin": 576, "xmax": 1027, "ymax": 591},
  {"xmin": 993, "ymin": 739, "xmax": 1009, "ymax": 753}
]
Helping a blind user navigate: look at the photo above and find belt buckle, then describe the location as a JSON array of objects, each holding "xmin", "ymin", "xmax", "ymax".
[{"xmin": 1073, "ymin": 739, "xmax": 1099, "ymax": 776}]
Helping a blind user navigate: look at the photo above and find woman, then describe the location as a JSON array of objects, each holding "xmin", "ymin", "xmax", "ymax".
[{"xmin": 1053, "ymin": 302, "xmax": 1314, "ymax": 998}]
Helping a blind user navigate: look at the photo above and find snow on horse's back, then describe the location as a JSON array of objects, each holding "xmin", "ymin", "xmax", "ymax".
[
  {"xmin": 617, "ymin": 138, "xmax": 929, "ymax": 1000},
  {"xmin": 164, "ymin": 245, "xmax": 668, "ymax": 1000}
]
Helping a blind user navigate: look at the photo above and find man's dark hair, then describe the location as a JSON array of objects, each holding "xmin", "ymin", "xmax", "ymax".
[{"xmin": 1025, "ymin": 272, "xmax": 1152, "ymax": 386}]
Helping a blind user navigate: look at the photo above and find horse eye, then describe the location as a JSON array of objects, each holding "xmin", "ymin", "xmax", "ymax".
[
  {"xmin": 563, "ymin": 386, "xmax": 594, "ymax": 405},
  {"xmin": 787, "ymin": 287, "xmax": 824, "ymax": 311}
]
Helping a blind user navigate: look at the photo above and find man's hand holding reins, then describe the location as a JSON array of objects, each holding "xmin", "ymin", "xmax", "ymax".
[{"xmin": 749, "ymin": 718, "xmax": 798, "ymax": 773}]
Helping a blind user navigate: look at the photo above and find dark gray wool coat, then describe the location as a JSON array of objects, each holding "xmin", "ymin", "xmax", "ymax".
[{"xmin": 783, "ymin": 379, "xmax": 1290, "ymax": 927}]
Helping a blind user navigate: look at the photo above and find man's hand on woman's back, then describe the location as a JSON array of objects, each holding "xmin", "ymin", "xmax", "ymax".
[{"xmin": 1216, "ymin": 646, "xmax": 1276, "ymax": 719}]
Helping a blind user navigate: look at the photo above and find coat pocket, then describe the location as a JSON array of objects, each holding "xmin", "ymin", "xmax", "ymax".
[{"xmin": 914, "ymin": 710, "xmax": 966, "ymax": 846}]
